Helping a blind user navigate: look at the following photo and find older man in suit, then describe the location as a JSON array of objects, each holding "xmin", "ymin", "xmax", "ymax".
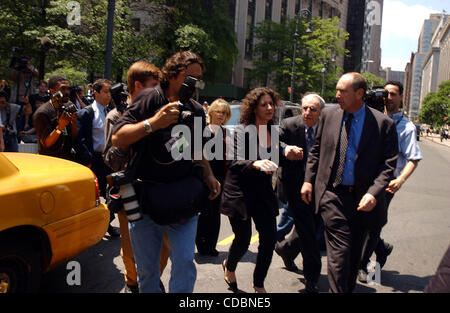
[
  {"xmin": 301, "ymin": 72, "xmax": 398, "ymax": 293},
  {"xmin": 274, "ymin": 92, "xmax": 324, "ymax": 293}
]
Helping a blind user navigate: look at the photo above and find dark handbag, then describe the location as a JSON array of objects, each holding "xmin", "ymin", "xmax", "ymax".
[{"xmin": 134, "ymin": 175, "xmax": 206, "ymax": 225}]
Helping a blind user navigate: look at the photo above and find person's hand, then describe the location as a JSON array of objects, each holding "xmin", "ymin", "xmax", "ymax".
[
  {"xmin": 357, "ymin": 193, "xmax": 377, "ymax": 212},
  {"xmin": 252, "ymin": 159, "xmax": 278, "ymax": 174},
  {"xmin": 205, "ymin": 174, "xmax": 221, "ymax": 200},
  {"xmin": 149, "ymin": 102, "xmax": 179, "ymax": 131},
  {"xmin": 385, "ymin": 177, "xmax": 405, "ymax": 194},
  {"xmin": 57, "ymin": 112, "xmax": 71, "ymax": 131},
  {"xmin": 301, "ymin": 182, "xmax": 313, "ymax": 205},
  {"xmin": 284, "ymin": 145, "xmax": 303, "ymax": 160}
]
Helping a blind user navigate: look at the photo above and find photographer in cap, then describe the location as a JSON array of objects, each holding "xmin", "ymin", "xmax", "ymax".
[
  {"xmin": 112, "ymin": 51, "xmax": 220, "ymax": 293},
  {"xmin": 33, "ymin": 75, "xmax": 78, "ymax": 160}
]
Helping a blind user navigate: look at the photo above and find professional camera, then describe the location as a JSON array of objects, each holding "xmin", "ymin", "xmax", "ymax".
[
  {"xmin": 69, "ymin": 85, "xmax": 82, "ymax": 104},
  {"xmin": 177, "ymin": 76, "xmax": 205, "ymax": 127},
  {"xmin": 106, "ymin": 170, "xmax": 142, "ymax": 222},
  {"xmin": 110, "ymin": 82, "xmax": 129, "ymax": 114},
  {"xmin": 51, "ymin": 91, "xmax": 78, "ymax": 115},
  {"xmin": 365, "ymin": 87, "xmax": 388, "ymax": 112}
]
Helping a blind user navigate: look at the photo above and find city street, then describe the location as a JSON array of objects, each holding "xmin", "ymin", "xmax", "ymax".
[{"xmin": 39, "ymin": 137, "xmax": 450, "ymax": 293}]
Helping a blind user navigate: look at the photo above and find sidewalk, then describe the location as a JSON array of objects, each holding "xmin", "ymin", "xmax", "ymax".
[{"xmin": 422, "ymin": 133, "xmax": 450, "ymax": 148}]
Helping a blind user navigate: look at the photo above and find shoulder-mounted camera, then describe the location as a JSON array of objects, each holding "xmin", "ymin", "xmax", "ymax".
[
  {"xmin": 177, "ymin": 76, "xmax": 205, "ymax": 127},
  {"xmin": 110, "ymin": 82, "xmax": 129, "ymax": 114},
  {"xmin": 365, "ymin": 87, "xmax": 388, "ymax": 113}
]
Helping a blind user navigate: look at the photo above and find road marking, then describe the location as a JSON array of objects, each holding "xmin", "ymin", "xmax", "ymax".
[{"xmin": 217, "ymin": 233, "xmax": 259, "ymax": 246}]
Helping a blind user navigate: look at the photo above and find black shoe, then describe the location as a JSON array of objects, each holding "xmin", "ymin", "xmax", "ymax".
[
  {"xmin": 305, "ymin": 281, "xmax": 319, "ymax": 293},
  {"xmin": 107, "ymin": 225, "xmax": 120, "ymax": 237},
  {"xmin": 275, "ymin": 243, "xmax": 299, "ymax": 272},
  {"xmin": 358, "ymin": 269, "xmax": 368, "ymax": 283},
  {"xmin": 124, "ymin": 284, "xmax": 139, "ymax": 293},
  {"xmin": 376, "ymin": 242, "xmax": 393, "ymax": 269},
  {"xmin": 208, "ymin": 248, "xmax": 219, "ymax": 257},
  {"xmin": 222, "ymin": 260, "xmax": 238, "ymax": 292}
]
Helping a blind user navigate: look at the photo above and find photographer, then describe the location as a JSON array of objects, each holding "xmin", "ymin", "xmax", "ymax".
[
  {"xmin": 112, "ymin": 51, "xmax": 220, "ymax": 293},
  {"xmin": 0, "ymin": 90, "xmax": 21, "ymax": 152},
  {"xmin": 359, "ymin": 81, "xmax": 422, "ymax": 282},
  {"xmin": 70, "ymin": 85, "xmax": 89, "ymax": 110},
  {"xmin": 33, "ymin": 75, "xmax": 78, "ymax": 160}
]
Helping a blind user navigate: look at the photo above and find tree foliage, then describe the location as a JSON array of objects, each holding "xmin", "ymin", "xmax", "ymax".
[
  {"xmin": 250, "ymin": 17, "xmax": 348, "ymax": 102},
  {"xmin": 419, "ymin": 80, "xmax": 450, "ymax": 127}
]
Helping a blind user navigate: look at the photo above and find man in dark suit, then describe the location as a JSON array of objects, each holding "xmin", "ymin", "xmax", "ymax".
[
  {"xmin": 274, "ymin": 93, "xmax": 324, "ymax": 293},
  {"xmin": 301, "ymin": 72, "xmax": 398, "ymax": 293}
]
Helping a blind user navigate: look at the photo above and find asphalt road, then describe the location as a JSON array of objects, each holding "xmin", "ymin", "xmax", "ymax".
[{"xmin": 39, "ymin": 138, "xmax": 450, "ymax": 293}]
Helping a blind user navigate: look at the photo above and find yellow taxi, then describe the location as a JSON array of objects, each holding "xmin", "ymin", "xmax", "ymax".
[{"xmin": 0, "ymin": 152, "xmax": 109, "ymax": 293}]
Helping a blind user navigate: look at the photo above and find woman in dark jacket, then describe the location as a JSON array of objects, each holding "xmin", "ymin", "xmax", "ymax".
[
  {"xmin": 221, "ymin": 87, "xmax": 280, "ymax": 293},
  {"xmin": 196, "ymin": 98, "xmax": 232, "ymax": 256}
]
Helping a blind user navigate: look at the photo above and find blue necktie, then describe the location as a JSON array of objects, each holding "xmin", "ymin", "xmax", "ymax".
[{"xmin": 306, "ymin": 127, "xmax": 314, "ymax": 159}]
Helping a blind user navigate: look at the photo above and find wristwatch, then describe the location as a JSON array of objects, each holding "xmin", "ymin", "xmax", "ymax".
[{"xmin": 143, "ymin": 119, "xmax": 152, "ymax": 134}]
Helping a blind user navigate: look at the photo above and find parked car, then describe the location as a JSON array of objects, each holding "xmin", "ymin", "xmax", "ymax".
[
  {"xmin": 225, "ymin": 100, "xmax": 302, "ymax": 134},
  {"xmin": 0, "ymin": 152, "xmax": 109, "ymax": 293}
]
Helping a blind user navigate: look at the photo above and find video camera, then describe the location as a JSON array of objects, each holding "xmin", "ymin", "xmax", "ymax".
[
  {"xmin": 110, "ymin": 82, "xmax": 129, "ymax": 114},
  {"xmin": 177, "ymin": 76, "xmax": 205, "ymax": 127},
  {"xmin": 9, "ymin": 47, "xmax": 31, "ymax": 73},
  {"xmin": 51, "ymin": 91, "xmax": 78, "ymax": 115},
  {"xmin": 365, "ymin": 86, "xmax": 388, "ymax": 113}
]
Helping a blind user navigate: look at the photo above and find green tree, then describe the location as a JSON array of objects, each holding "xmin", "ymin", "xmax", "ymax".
[
  {"xmin": 250, "ymin": 17, "xmax": 348, "ymax": 102},
  {"xmin": 419, "ymin": 80, "xmax": 450, "ymax": 127},
  {"xmin": 361, "ymin": 72, "xmax": 385, "ymax": 89}
]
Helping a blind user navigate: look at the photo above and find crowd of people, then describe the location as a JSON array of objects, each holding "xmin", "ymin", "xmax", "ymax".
[{"xmin": 1, "ymin": 50, "xmax": 429, "ymax": 293}]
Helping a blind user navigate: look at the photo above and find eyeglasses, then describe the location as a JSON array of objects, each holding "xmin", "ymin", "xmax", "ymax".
[{"xmin": 302, "ymin": 106, "xmax": 318, "ymax": 112}]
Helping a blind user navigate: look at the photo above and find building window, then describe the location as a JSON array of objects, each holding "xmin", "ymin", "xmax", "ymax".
[
  {"xmin": 295, "ymin": 0, "xmax": 301, "ymax": 14},
  {"xmin": 265, "ymin": 0, "xmax": 273, "ymax": 20},
  {"xmin": 245, "ymin": 0, "xmax": 256, "ymax": 58},
  {"xmin": 228, "ymin": 0, "xmax": 237, "ymax": 30},
  {"xmin": 281, "ymin": 0, "xmax": 288, "ymax": 22},
  {"xmin": 319, "ymin": 1, "xmax": 323, "ymax": 18}
]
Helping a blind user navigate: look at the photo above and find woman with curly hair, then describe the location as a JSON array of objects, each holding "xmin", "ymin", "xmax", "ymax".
[{"xmin": 220, "ymin": 87, "xmax": 280, "ymax": 293}]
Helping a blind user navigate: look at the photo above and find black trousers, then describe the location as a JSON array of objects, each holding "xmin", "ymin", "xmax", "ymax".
[
  {"xmin": 225, "ymin": 211, "xmax": 277, "ymax": 288},
  {"xmin": 196, "ymin": 193, "xmax": 221, "ymax": 252},
  {"xmin": 91, "ymin": 152, "xmax": 113, "ymax": 222},
  {"xmin": 320, "ymin": 187, "xmax": 370, "ymax": 293},
  {"xmin": 277, "ymin": 197, "xmax": 322, "ymax": 283},
  {"xmin": 360, "ymin": 192, "xmax": 394, "ymax": 269}
]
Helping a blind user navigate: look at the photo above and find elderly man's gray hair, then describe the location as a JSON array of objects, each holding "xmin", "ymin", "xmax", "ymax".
[{"xmin": 301, "ymin": 93, "xmax": 325, "ymax": 109}]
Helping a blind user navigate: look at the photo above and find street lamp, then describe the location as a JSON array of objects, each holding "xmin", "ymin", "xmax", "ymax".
[
  {"xmin": 321, "ymin": 48, "xmax": 336, "ymax": 98},
  {"xmin": 354, "ymin": 59, "xmax": 374, "ymax": 72},
  {"xmin": 290, "ymin": 9, "xmax": 312, "ymax": 102}
]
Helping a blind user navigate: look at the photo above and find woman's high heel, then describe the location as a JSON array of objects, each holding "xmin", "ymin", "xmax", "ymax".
[{"xmin": 222, "ymin": 259, "xmax": 238, "ymax": 292}]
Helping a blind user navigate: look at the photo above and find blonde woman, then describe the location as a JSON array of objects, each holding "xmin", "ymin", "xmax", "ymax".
[{"xmin": 196, "ymin": 98, "xmax": 231, "ymax": 256}]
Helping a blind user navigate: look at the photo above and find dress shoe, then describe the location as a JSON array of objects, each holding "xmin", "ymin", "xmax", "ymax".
[
  {"xmin": 253, "ymin": 285, "xmax": 267, "ymax": 293},
  {"xmin": 107, "ymin": 225, "xmax": 120, "ymax": 237},
  {"xmin": 275, "ymin": 243, "xmax": 299, "ymax": 272},
  {"xmin": 222, "ymin": 259, "xmax": 238, "ymax": 292},
  {"xmin": 305, "ymin": 281, "xmax": 319, "ymax": 293},
  {"xmin": 358, "ymin": 268, "xmax": 368, "ymax": 283},
  {"xmin": 376, "ymin": 242, "xmax": 393, "ymax": 269}
]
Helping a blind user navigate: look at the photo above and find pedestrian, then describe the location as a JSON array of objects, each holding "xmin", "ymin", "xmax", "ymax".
[
  {"xmin": 274, "ymin": 92, "xmax": 324, "ymax": 292},
  {"xmin": 77, "ymin": 78, "xmax": 119, "ymax": 237},
  {"xmin": 358, "ymin": 81, "xmax": 422, "ymax": 282},
  {"xmin": 301, "ymin": 72, "xmax": 398, "ymax": 293},
  {"xmin": 103, "ymin": 61, "xmax": 171, "ymax": 293},
  {"xmin": 196, "ymin": 98, "xmax": 231, "ymax": 256},
  {"xmin": 112, "ymin": 51, "xmax": 220, "ymax": 293},
  {"xmin": 0, "ymin": 90, "xmax": 20, "ymax": 152},
  {"xmin": 221, "ymin": 87, "xmax": 280, "ymax": 293}
]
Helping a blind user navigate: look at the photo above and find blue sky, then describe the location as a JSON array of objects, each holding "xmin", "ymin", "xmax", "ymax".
[{"xmin": 380, "ymin": 0, "xmax": 450, "ymax": 71}]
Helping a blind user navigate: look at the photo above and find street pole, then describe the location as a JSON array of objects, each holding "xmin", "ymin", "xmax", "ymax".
[{"xmin": 104, "ymin": 0, "xmax": 115, "ymax": 80}]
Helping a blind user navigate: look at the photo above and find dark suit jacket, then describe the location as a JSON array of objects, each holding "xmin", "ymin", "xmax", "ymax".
[
  {"xmin": 276, "ymin": 116, "xmax": 308, "ymax": 204},
  {"xmin": 76, "ymin": 105, "xmax": 95, "ymax": 166},
  {"xmin": 304, "ymin": 105, "xmax": 398, "ymax": 217},
  {"xmin": 221, "ymin": 124, "xmax": 279, "ymax": 220}
]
